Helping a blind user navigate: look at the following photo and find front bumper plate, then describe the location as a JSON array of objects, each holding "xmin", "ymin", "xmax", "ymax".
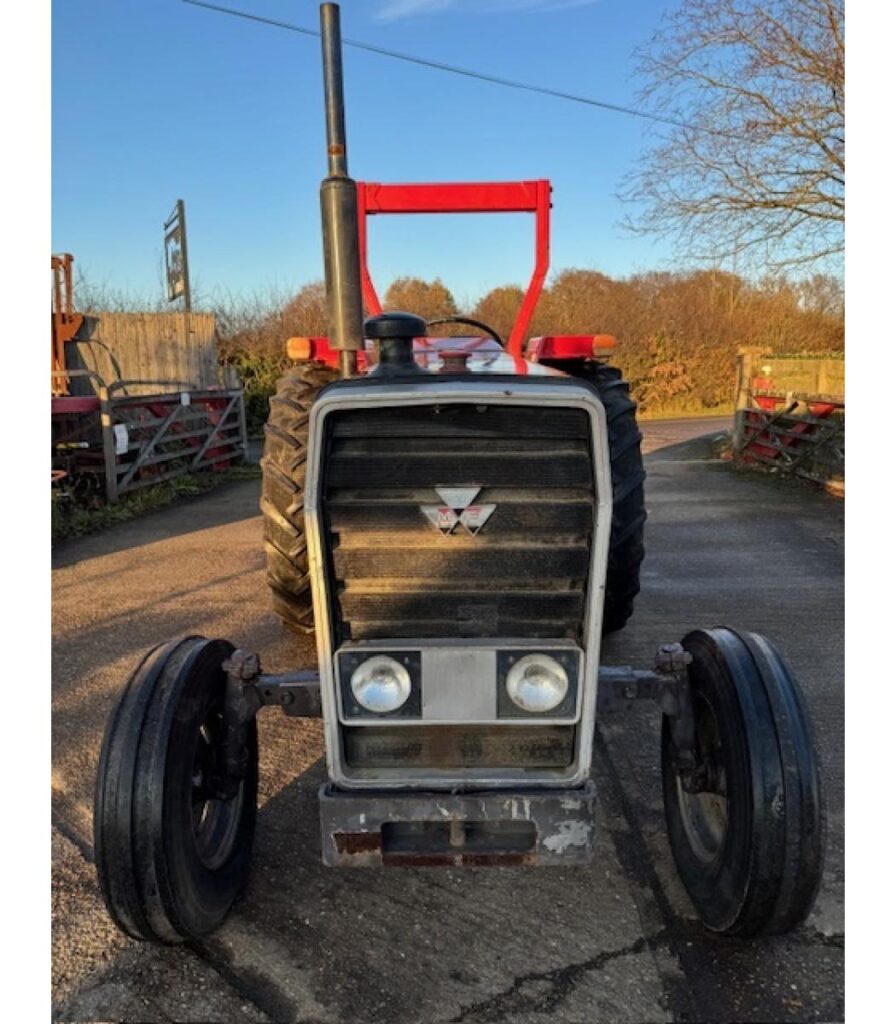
[{"xmin": 319, "ymin": 780, "xmax": 597, "ymax": 867}]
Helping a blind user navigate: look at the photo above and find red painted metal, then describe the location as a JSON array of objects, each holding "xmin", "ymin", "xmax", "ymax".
[
  {"xmin": 52, "ymin": 395, "xmax": 100, "ymax": 415},
  {"xmin": 525, "ymin": 336, "xmax": 612, "ymax": 361},
  {"xmin": 305, "ymin": 334, "xmax": 498, "ymax": 369},
  {"xmin": 297, "ymin": 333, "xmax": 554, "ymax": 375},
  {"xmin": 356, "ymin": 180, "xmax": 551, "ymax": 357},
  {"xmin": 742, "ymin": 399, "xmax": 844, "ymax": 462},
  {"xmin": 51, "ymin": 253, "xmax": 84, "ymax": 397}
]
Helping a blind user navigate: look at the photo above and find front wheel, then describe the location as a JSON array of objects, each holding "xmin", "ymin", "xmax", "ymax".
[
  {"xmin": 662, "ymin": 627, "xmax": 825, "ymax": 936},
  {"xmin": 94, "ymin": 636, "xmax": 258, "ymax": 943}
]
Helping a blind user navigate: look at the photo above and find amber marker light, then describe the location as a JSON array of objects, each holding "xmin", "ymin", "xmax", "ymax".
[
  {"xmin": 592, "ymin": 334, "xmax": 617, "ymax": 356},
  {"xmin": 286, "ymin": 336, "xmax": 314, "ymax": 361}
]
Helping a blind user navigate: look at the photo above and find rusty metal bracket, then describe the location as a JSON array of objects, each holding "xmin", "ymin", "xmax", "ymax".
[
  {"xmin": 598, "ymin": 643, "xmax": 702, "ymax": 790},
  {"xmin": 254, "ymin": 671, "xmax": 323, "ymax": 718},
  {"xmin": 597, "ymin": 643, "xmax": 690, "ymax": 713},
  {"xmin": 222, "ymin": 649, "xmax": 322, "ymax": 720},
  {"xmin": 217, "ymin": 650, "xmax": 321, "ymax": 799}
]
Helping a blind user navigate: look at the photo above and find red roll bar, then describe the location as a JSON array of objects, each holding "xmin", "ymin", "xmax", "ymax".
[{"xmin": 356, "ymin": 180, "xmax": 551, "ymax": 357}]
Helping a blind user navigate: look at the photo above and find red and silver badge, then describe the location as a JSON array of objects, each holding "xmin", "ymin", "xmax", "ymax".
[{"xmin": 421, "ymin": 486, "xmax": 496, "ymax": 536}]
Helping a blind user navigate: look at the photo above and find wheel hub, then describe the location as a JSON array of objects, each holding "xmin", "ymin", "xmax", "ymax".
[
  {"xmin": 191, "ymin": 709, "xmax": 245, "ymax": 870},
  {"xmin": 676, "ymin": 693, "xmax": 728, "ymax": 864}
]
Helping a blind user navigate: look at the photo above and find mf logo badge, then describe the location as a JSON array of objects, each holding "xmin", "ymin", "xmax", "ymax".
[{"xmin": 421, "ymin": 486, "xmax": 496, "ymax": 536}]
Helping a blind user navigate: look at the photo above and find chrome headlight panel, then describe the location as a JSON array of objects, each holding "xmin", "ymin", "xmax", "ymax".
[{"xmin": 335, "ymin": 641, "xmax": 581, "ymax": 725}]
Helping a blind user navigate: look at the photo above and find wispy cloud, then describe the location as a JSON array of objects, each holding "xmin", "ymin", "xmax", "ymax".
[{"xmin": 377, "ymin": 0, "xmax": 599, "ymax": 22}]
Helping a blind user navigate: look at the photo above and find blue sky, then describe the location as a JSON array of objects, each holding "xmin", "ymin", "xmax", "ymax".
[{"xmin": 52, "ymin": 0, "xmax": 677, "ymax": 307}]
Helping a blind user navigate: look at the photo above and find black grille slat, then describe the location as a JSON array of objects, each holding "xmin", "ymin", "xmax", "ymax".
[
  {"xmin": 327, "ymin": 497, "xmax": 592, "ymax": 533},
  {"xmin": 333, "ymin": 546, "xmax": 589, "ymax": 580},
  {"xmin": 321, "ymin": 404, "xmax": 595, "ymax": 642},
  {"xmin": 335, "ymin": 619, "xmax": 577, "ymax": 640},
  {"xmin": 340, "ymin": 590, "xmax": 582, "ymax": 620},
  {"xmin": 330, "ymin": 404, "xmax": 591, "ymax": 440},
  {"xmin": 327, "ymin": 451, "xmax": 592, "ymax": 489}
]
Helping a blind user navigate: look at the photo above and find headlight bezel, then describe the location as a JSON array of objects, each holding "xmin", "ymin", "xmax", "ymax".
[
  {"xmin": 504, "ymin": 654, "xmax": 570, "ymax": 713},
  {"xmin": 496, "ymin": 649, "xmax": 579, "ymax": 719},
  {"xmin": 338, "ymin": 651, "xmax": 422, "ymax": 719}
]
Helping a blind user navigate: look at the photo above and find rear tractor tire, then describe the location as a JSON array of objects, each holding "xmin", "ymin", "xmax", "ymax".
[
  {"xmin": 261, "ymin": 363, "xmax": 338, "ymax": 633},
  {"xmin": 581, "ymin": 364, "xmax": 646, "ymax": 635}
]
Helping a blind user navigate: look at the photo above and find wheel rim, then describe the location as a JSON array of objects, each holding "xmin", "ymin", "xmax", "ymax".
[
  {"xmin": 190, "ymin": 707, "xmax": 244, "ymax": 870},
  {"xmin": 676, "ymin": 693, "xmax": 728, "ymax": 865}
]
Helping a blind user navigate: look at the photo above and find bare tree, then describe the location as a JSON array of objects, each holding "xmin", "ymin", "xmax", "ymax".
[{"xmin": 622, "ymin": 0, "xmax": 844, "ymax": 271}]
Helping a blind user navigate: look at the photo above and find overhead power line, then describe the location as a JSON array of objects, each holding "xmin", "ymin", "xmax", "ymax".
[{"xmin": 180, "ymin": 0, "xmax": 741, "ymax": 140}]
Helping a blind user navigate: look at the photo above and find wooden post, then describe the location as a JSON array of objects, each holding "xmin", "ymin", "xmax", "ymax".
[
  {"xmin": 733, "ymin": 346, "xmax": 763, "ymax": 451},
  {"xmin": 237, "ymin": 390, "xmax": 248, "ymax": 462},
  {"xmin": 97, "ymin": 381, "xmax": 119, "ymax": 503},
  {"xmin": 177, "ymin": 199, "xmax": 192, "ymax": 315}
]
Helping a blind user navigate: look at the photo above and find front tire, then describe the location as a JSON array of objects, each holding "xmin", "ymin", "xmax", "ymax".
[
  {"xmin": 661, "ymin": 627, "xmax": 825, "ymax": 936},
  {"xmin": 94, "ymin": 636, "xmax": 258, "ymax": 943}
]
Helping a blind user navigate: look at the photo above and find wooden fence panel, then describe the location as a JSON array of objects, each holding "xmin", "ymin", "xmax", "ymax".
[{"xmin": 66, "ymin": 312, "xmax": 221, "ymax": 394}]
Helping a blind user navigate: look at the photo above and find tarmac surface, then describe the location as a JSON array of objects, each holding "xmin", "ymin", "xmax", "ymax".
[{"xmin": 51, "ymin": 415, "xmax": 843, "ymax": 1023}]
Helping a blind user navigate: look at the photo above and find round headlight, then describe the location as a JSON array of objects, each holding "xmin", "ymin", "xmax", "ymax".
[
  {"xmin": 350, "ymin": 656, "xmax": 412, "ymax": 713},
  {"xmin": 505, "ymin": 654, "xmax": 569, "ymax": 713}
]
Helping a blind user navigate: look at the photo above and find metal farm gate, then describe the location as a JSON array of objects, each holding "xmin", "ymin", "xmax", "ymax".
[
  {"xmin": 52, "ymin": 312, "xmax": 246, "ymax": 503},
  {"xmin": 732, "ymin": 350, "xmax": 844, "ymax": 490}
]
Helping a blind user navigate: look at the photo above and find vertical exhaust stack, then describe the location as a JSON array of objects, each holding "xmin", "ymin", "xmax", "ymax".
[{"xmin": 319, "ymin": 2, "xmax": 363, "ymax": 377}]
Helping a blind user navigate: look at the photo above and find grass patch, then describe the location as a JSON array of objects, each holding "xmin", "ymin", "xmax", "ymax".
[{"xmin": 52, "ymin": 464, "xmax": 261, "ymax": 543}]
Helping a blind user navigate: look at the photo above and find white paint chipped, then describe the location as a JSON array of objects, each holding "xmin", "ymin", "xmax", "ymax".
[{"xmin": 542, "ymin": 818, "xmax": 591, "ymax": 853}]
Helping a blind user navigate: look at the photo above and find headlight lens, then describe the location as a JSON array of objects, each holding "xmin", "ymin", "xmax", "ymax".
[
  {"xmin": 505, "ymin": 654, "xmax": 569, "ymax": 713},
  {"xmin": 350, "ymin": 655, "xmax": 412, "ymax": 713}
]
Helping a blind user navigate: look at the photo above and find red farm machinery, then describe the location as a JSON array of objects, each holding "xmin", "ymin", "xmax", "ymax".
[
  {"xmin": 50, "ymin": 254, "xmax": 247, "ymax": 504},
  {"xmin": 93, "ymin": 2, "xmax": 824, "ymax": 947}
]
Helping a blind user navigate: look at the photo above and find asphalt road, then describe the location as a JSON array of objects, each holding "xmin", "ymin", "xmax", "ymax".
[{"xmin": 51, "ymin": 416, "xmax": 843, "ymax": 1023}]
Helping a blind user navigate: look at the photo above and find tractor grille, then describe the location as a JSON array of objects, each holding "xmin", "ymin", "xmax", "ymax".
[{"xmin": 320, "ymin": 403, "xmax": 596, "ymax": 644}]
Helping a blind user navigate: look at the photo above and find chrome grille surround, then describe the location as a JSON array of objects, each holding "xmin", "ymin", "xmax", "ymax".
[{"xmin": 305, "ymin": 378, "xmax": 612, "ymax": 790}]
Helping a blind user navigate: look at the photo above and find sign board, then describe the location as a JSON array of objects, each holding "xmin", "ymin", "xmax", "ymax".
[{"xmin": 164, "ymin": 200, "xmax": 191, "ymax": 308}]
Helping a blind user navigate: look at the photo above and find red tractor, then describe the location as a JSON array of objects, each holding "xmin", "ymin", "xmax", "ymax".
[
  {"xmin": 94, "ymin": 2, "xmax": 823, "ymax": 946},
  {"xmin": 261, "ymin": 178, "xmax": 645, "ymax": 640}
]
